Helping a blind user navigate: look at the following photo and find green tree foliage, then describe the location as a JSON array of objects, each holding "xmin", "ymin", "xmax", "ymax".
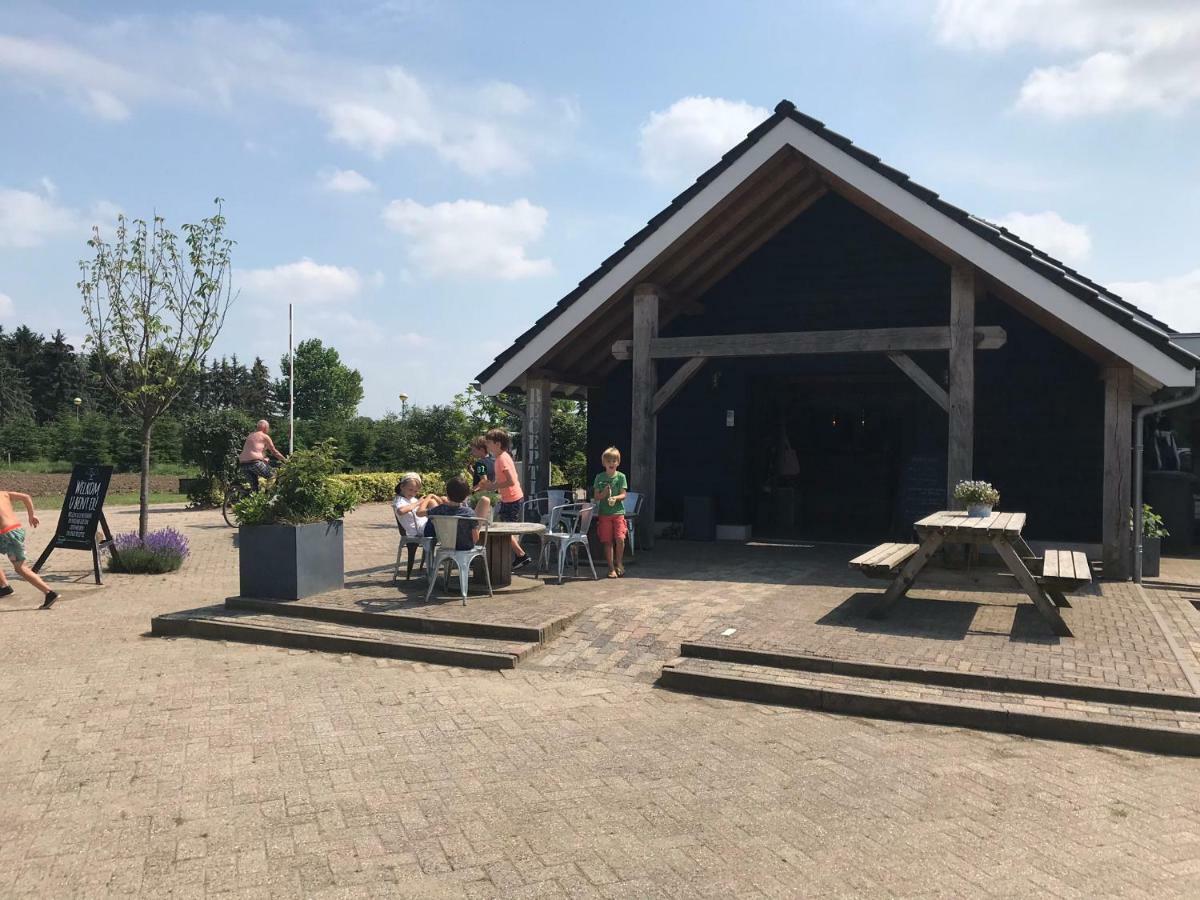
[
  {"xmin": 182, "ymin": 409, "xmax": 255, "ymax": 480},
  {"xmin": 281, "ymin": 339, "xmax": 363, "ymax": 422},
  {"xmin": 79, "ymin": 199, "xmax": 236, "ymax": 536}
]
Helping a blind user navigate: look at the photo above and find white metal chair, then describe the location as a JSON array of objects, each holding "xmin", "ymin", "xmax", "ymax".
[
  {"xmin": 538, "ymin": 503, "xmax": 598, "ymax": 584},
  {"xmin": 521, "ymin": 489, "xmax": 571, "ymax": 527},
  {"xmin": 393, "ymin": 510, "xmax": 432, "ymax": 582},
  {"xmin": 624, "ymin": 491, "xmax": 644, "ymax": 558},
  {"xmin": 424, "ymin": 515, "xmax": 492, "ymax": 605}
]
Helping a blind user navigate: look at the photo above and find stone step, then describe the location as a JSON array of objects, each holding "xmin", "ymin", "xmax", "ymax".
[
  {"xmin": 679, "ymin": 641, "xmax": 1200, "ymax": 712},
  {"xmin": 660, "ymin": 656, "xmax": 1200, "ymax": 757},
  {"xmin": 152, "ymin": 606, "xmax": 536, "ymax": 670},
  {"xmin": 224, "ymin": 595, "xmax": 568, "ymax": 643}
]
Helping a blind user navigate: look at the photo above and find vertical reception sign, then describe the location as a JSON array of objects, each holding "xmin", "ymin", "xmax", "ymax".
[{"xmin": 32, "ymin": 464, "xmax": 118, "ymax": 584}]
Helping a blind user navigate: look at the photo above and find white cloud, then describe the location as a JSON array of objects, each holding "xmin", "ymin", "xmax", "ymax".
[
  {"xmin": 383, "ymin": 198, "xmax": 553, "ymax": 281},
  {"xmin": 0, "ymin": 16, "xmax": 572, "ymax": 176},
  {"xmin": 0, "ymin": 186, "xmax": 80, "ymax": 247},
  {"xmin": 239, "ymin": 258, "xmax": 364, "ymax": 306},
  {"xmin": 1111, "ymin": 269, "xmax": 1200, "ymax": 332},
  {"xmin": 320, "ymin": 168, "xmax": 375, "ymax": 193},
  {"xmin": 934, "ymin": 1, "xmax": 1200, "ymax": 117},
  {"xmin": 639, "ymin": 96, "xmax": 770, "ymax": 185},
  {"xmin": 0, "ymin": 292, "xmax": 14, "ymax": 319},
  {"xmin": 992, "ymin": 210, "xmax": 1092, "ymax": 264}
]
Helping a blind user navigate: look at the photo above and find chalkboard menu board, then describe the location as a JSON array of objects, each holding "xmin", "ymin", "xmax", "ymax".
[
  {"xmin": 894, "ymin": 453, "xmax": 946, "ymax": 535},
  {"xmin": 32, "ymin": 464, "xmax": 117, "ymax": 584},
  {"xmin": 53, "ymin": 465, "xmax": 113, "ymax": 549}
]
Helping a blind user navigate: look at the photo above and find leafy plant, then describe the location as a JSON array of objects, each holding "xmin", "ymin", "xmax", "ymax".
[
  {"xmin": 1140, "ymin": 504, "xmax": 1170, "ymax": 539},
  {"xmin": 953, "ymin": 480, "xmax": 1000, "ymax": 507},
  {"xmin": 106, "ymin": 527, "xmax": 190, "ymax": 574},
  {"xmin": 234, "ymin": 439, "xmax": 358, "ymax": 525},
  {"xmin": 79, "ymin": 199, "xmax": 236, "ymax": 537}
]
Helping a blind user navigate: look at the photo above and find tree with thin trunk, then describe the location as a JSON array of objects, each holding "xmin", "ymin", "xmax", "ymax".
[{"xmin": 79, "ymin": 199, "xmax": 236, "ymax": 537}]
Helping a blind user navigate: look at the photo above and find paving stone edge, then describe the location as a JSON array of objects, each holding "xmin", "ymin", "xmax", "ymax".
[{"xmin": 659, "ymin": 659, "xmax": 1200, "ymax": 757}]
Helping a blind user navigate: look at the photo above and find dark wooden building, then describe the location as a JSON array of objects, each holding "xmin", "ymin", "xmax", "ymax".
[{"xmin": 477, "ymin": 101, "xmax": 1197, "ymax": 579}]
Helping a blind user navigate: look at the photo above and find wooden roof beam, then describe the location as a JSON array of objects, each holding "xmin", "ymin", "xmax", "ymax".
[{"xmin": 612, "ymin": 325, "xmax": 1007, "ymax": 360}]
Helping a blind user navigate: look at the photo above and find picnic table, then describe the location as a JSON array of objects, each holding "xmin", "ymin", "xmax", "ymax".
[
  {"xmin": 485, "ymin": 521, "xmax": 546, "ymax": 588},
  {"xmin": 850, "ymin": 511, "xmax": 1081, "ymax": 637}
]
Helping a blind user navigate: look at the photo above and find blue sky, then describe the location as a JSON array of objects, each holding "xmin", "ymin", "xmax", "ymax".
[{"xmin": 2, "ymin": 0, "xmax": 1198, "ymax": 416}]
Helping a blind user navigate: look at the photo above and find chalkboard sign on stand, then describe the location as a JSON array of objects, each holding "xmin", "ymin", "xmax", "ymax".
[{"xmin": 31, "ymin": 464, "xmax": 119, "ymax": 584}]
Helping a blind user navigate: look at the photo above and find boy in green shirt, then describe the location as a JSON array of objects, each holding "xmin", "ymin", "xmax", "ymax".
[{"xmin": 592, "ymin": 446, "xmax": 628, "ymax": 578}]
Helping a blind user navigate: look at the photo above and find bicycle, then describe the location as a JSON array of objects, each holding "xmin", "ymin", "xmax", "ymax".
[{"xmin": 221, "ymin": 459, "xmax": 282, "ymax": 527}]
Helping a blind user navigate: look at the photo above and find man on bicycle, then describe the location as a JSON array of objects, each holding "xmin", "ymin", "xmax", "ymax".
[{"xmin": 238, "ymin": 420, "xmax": 286, "ymax": 489}]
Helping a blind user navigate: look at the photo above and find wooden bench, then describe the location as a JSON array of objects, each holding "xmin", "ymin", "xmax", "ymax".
[
  {"xmin": 850, "ymin": 543, "xmax": 920, "ymax": 579},
  {"xmin": 1036, "ymin": 549, "xmax": 1091, "ymax": 608}
]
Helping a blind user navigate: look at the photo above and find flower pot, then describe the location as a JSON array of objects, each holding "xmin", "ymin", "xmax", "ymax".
[
  {"xmin": 238, "ymin": 520, "xmax": 344, "ymax": 600},
  {"xmin": 1142, "ymin": 536, "xmax": 1161, "ymax": 578},
  {"xmin": 966, "ymin": 503, "xmax": 993, "ymax": 518}
]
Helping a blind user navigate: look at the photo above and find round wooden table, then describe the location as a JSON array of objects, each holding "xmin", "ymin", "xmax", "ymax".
[{"xmin": 485, "ymin": 522, "xmax": 546, "ymax": 588}]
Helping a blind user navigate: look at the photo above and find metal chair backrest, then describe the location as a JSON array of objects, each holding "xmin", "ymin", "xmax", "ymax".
[
  {"xmin": 429, "ymin": 514, "xmax": 488, "ymax": 550},
  {"xmin": 625, "ymin": 491, "xmax": 643, "ymax": 516},
  {"xmin": 548, "ymin": 502, "xmax": 594, "ymax": 536},
  {"xmin": 547, "ymin": 489, "xmax": 570, "ymax": 511},
  {"xmin": 574, "ymin": 503, "xmax": 595, "ymax": 535}
]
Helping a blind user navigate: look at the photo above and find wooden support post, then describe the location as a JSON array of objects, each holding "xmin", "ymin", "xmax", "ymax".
[
  {"xmin": 947, "ymin": 266, "xmax": 977, "ymax": 506},
  {"xmin": 1102, "ymin": 366, "xmax": 1133, "ymax": 581},
  {"xmin": 632, "ymin": 285, "xmax": 661, "ymax": 550},
  {"xmin": 524, "ymin": 377, "xmax": 552, "ymax": 497}
]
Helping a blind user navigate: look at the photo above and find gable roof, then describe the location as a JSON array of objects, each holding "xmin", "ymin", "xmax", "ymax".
[{"xmin": 478, "ymin": 100, "xmax": 1197, "ymax": 392}]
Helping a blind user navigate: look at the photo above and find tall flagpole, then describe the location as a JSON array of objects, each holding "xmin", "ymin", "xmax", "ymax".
[{"xmin": 288, "ymin": 303, "xmax": 294, "ymax": 455}]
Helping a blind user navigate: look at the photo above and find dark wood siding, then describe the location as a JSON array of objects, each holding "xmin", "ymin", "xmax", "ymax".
[{"xmin": 588, "ymin": 191, "xmax": 1103, "ymax": 542}]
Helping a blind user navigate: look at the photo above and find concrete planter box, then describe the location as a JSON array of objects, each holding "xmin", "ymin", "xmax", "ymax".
[
  {"xmin": 1142, "ymin": 536, "xmax": 1161, "ymax": 579},
  {"xmin": 238, "ymin": 520, "xmax": 344, "ymax": 600}
]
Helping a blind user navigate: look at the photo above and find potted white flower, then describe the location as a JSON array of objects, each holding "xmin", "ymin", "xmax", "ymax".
[{"xmin": 953, "ymin": 480, "xmax": 1000, "ymax": 518}]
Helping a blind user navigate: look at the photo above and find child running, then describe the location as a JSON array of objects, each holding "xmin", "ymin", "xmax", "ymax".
[
  {"xmin": 0, "ymin": 489, "xmax": 59, "ymax": 608},
  {"xmin": 477, "ymin": 428, "xmax": 532, "ymax": 570},
  {"xmin": 392, "ymin": 474, "xmax": 444, "ymax": 537},
  {"xmin": 592, "ymin": 447, "xmax": 629, "ymax": 578}
]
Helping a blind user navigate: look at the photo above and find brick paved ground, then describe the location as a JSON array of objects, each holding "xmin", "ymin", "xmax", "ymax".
[{"xmin": 3, "ymin": 504, "xmax": 1200, "ymax": 896}]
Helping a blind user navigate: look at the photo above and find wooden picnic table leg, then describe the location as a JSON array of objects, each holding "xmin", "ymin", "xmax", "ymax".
[
  {"xmin": 991, "ymin": 537, "xmax": 1072, "ymax": 637},
  {"xmin": 868, "ymin": 533, "xmax": 944, "ymax": 619}
]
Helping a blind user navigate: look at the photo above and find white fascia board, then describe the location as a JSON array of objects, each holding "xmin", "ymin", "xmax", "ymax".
[
  {"xmin": 482, "ymin": 117, "xmax": 1195, "ymax": 394},
  {"xmin": 479, "ymin": 129, "xmax": 796, "ymax": 395},
  {"xmin": 773, "ymin": 119, "xmax": 1195, "ymax": 387}
]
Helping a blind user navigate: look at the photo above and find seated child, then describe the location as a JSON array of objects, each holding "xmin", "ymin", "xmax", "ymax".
[
  {"xmin": 392, "ymin": 473, "xmax": 444, "ymax": 536},
  {"xmin": 424, "ymin": 476, "xmax": 491, "ymax": 550}
]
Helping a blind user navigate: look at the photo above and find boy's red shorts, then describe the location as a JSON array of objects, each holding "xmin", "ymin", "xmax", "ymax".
[{"xmin": 596, "ymin": 514, "xmax": 627, "ymax": 543}]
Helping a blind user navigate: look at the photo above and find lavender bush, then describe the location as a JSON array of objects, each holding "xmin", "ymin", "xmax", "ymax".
[{"xmin": 107, "ymin": 527, "xmax": 190, "ymax": 574}]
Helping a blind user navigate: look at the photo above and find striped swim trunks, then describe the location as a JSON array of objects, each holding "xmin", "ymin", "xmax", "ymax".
[{"xmin": 0, "ymin": 525, "xmax": 26, "ymax": 563}]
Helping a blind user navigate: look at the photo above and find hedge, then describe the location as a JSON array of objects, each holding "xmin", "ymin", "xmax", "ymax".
[{"xmin": 330, "ymin": 471, "xmax": 457, "ymax": 503}]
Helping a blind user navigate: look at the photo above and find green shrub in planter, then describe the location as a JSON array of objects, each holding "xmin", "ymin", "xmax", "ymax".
[{"xmin": 234, "ymin": 440, "xmax": 358, "ymax": 525}]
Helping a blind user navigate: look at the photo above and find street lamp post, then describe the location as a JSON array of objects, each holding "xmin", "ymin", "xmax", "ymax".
[
  {"xmin": 73, "ymin": 397, "xmax": 82, "ymax": 421},
  {"xmin": 398, "ymin": 393, "xmax": 409, "ymax": 419}
]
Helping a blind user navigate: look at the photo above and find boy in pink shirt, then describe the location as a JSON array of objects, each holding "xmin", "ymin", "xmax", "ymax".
[{"xmin": 477, "ymin": 428, "xmax": 532, "ymax": 570}]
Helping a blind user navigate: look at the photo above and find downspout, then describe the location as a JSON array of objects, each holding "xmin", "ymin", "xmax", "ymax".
[{"xmin": 1134, "ymin": 371, "xmax": 1200, "ymax": 583}]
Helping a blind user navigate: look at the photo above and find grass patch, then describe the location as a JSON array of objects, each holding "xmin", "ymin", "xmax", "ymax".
[{"xmin": 31, "ymin": 492, "xmax": 187, "ymax": 510}]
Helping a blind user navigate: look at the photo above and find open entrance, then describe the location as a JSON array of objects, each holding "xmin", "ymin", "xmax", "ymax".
[{"xmin": 748, "ymin": 371, "xmax": 946, "ymax": 542}]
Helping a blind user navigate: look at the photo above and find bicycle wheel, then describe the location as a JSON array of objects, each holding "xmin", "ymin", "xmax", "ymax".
[{"xmin": 221, "ymin": 483, "xmax": 246, "ymax": 527}]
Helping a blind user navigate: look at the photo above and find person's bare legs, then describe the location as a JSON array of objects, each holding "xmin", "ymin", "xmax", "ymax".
[
  {"xmin": 604, "ymin": 540, "xmax": 617, "ymax": 577},
  {"xmin": 473, "ymin": 496, "xmax": 492, "ymax": 520},
  {"xmin": 13, "ymin": 559, "xmax": 52, "ymax": 595},
  {"xmin": 614, "ymin": 537, "xmax": 625, "ymax": 574},
  {"xmin": 0, "ymin": 567, "xmax": 9, "ymax": 589}
]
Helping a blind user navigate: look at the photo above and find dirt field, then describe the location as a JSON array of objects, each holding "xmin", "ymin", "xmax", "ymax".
[{"xmin": 0, "ymin": 472, "xmax": 181, "ymax": 498}]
